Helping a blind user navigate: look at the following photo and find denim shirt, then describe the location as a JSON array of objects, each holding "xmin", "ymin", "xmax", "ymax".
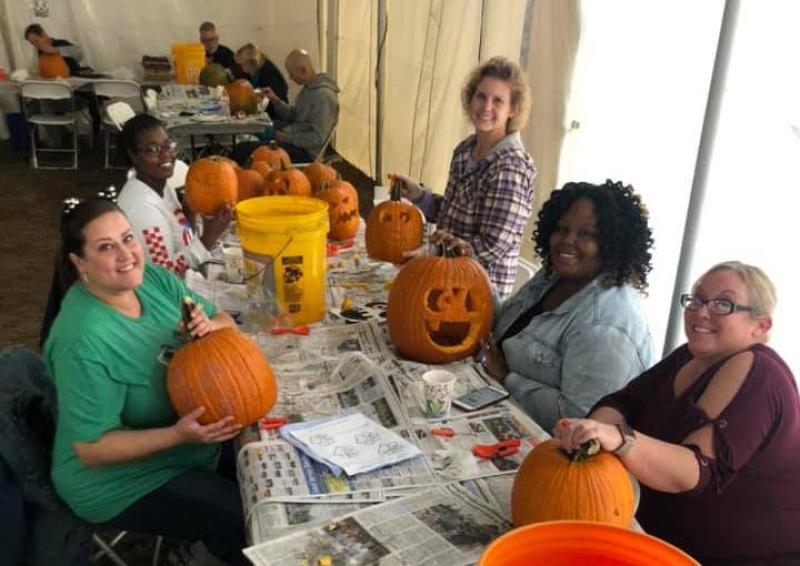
[{"xmin": 494, "ymin": 269, "xmax": 654, "ymax": 432}]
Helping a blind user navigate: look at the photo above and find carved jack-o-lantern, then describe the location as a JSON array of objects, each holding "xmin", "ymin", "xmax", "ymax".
[
  {"xmin": 386, "ymin": 254, "xmax": 493, "ymax": 364},
  {"xmin": 365, "ymin": 182, "xmax": 424, "ymax": 264},
  {"xmin": 316, "ymin": 178, "xmax": 360, "ymax": 241},
  {"xmin": 263, "ymin": 166, "xmax": 312, "ymax": 197}
]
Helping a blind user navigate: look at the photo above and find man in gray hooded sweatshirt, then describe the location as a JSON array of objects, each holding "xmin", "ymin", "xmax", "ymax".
[{"xmin": 262, "ymin": 49, "xmax": 339, "ymax": 162}]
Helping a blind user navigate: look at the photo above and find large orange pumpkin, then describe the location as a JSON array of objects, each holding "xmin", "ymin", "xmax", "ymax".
[
  {"xmin": 250, "ymin": 141, "xmax": 291, "ymax": 170},
  {"xmin": 304, "ymin": 161, "xmax": 338, "ymax": 194},
  {"xmin": 39, "ymin": 53, "xmax": 70, "ymax": 79},
  {"xmin": 237, "ymin": 168, "xmax": 265, "ymax": 202},
  {"xmin": 365, "ymin": 182, "xmax": 424, "ymax": 264},
  {"xmin": 185, "ymin": 156, "xmax": 239, "ymax": 214},
  {"xmin": 386, "ymin": 254, "xmax": 493, "ymax": 364},
  {"xmin": 315, "ymin": 178, "xmax": 360, "ymax": 241},
  {"xmin": 511, "ymin": 439, "xmax": 635, "ymax": 528},
  {"xmin": 263, "ymin": 166, "xmax": 312, "ymax": 197},
  {"xmin": 226, "ymin": 79, "xmax": 258, "ymax": 115},
  {"xmin": 167, "ymin": 327, "xmax": 277, "ymax": 427}
]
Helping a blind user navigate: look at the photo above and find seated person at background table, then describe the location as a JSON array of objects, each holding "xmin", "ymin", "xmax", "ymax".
[
  {"xmin": 117, "ymin": 115, "xmax": 232, "ymax": 276},
  {"xmin": 251, "ymin": 48, "xmax": 339, "ymax": 163},
  {"xmin": 393, "ymin": 56, "xmax": 537, "ymax": 299},
  {"xmin": 24, "ymin": 23, "xmax": 91, "ymax": 76},
  {"xmin": 235, "ymin": 43, "xmax": 288, "ymax": 120},
  {"xmin": 556, "ymin": 261, "xmax": 800, "ymax": 565},
  {"xmin": 199, "ymin": 21, "xmax": 245, "ymax": 80},
  {"xmin": 40, "ymin": 199, "xmax": 246, "ymax": 566},
  {"xmin": 477, "ymin": 180, "xmax": 655, "ymax": 432}
]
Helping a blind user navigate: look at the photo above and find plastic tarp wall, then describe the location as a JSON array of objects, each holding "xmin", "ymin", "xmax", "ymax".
[{"xmin": 0, "ymin": 0, "xmax": 321, "ymax": 99}]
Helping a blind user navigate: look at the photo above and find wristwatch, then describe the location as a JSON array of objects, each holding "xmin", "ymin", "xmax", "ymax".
[{"xmin": 612, "ymin": 422, "xmax": 636, "ymax": 456}]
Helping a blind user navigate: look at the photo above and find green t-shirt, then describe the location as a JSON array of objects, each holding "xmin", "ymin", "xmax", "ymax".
[{"xmin": 44, "ymin": 264, "xmax": 221, "ymax": 523}]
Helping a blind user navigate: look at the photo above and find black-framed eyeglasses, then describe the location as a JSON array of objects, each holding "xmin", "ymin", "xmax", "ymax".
[
  {"xmin": 680, "ymin": 293, "xmax": 754, "ymax": 316},
  {"xmin": 138, "ymin": 139, "xmax": 178, "ymax": 156}
]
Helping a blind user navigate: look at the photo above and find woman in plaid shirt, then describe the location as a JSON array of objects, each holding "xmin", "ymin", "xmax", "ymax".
[{"xmin": 392, "ymin": 57, "xmax": 537, "ymax": 299}]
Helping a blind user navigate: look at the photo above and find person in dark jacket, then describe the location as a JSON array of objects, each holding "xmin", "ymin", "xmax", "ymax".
[
  {"xmin": 235, "ymin": 43, "xmax": 288, "ymax": 120},
  {"xmin": 198, "ymin": 21, "xmax": 245, "ymax": 80}
]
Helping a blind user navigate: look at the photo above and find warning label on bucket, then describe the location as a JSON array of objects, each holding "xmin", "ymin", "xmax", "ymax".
[{"xmin": 282, "ymin": 255, "xmax": 304, "ymax": 311}]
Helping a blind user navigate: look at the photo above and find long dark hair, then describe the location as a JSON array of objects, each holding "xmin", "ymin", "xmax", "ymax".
[
  {"xmin": 40, "ymin": 199, "xmax": 123, "ymax": 347},
  {"xmin": 118, "ymin": 113, "xmax": 164, "ymax": 166}
]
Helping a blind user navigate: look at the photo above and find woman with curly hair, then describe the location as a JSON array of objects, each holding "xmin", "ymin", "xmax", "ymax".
[
  {"xmin": 480, "ymin": 180, "xmax": 655, "ymax": 431},
  {"xmin": 391, "ymin": 56, "xmax": 537, "ymax": 298}
]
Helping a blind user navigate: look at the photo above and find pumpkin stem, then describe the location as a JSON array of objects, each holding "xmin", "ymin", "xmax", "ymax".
[
  {"xmin": 389, "ymin": 178, "xmax": 403, "ymax": 201},
  {"xmin": 181, "ymin": 297, "xmax": 199, "ymax": 341},
  {"xmin": 568, "ymin": 438, "xmax": 601, "ymax": 462}
]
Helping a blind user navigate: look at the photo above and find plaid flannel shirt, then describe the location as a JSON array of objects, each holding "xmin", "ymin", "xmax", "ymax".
[{"xmin": 417, "ymin": 132, "xmax": 536, "ymax": 298}]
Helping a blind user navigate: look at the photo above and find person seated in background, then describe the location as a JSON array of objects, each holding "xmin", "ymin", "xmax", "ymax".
[
  {"xmin": 556, "ymin": 261, "xmax": 800, "ymax": 565},
  {"xmin": 235, "ymin": 43, "xmax": 288, "ymax": 119},
  {"xmin": 24, "ymin": 23, "xmax": 91, "ymax": 76},
  {"xmin": 392, "ymin": 56, "xmax": 536, "ymax": 299},
  {"xmin": 476, "ymin": 180, "xmax": 655, "ymax": 432},
  {"xmin": 261, "ymin": 48, "xmax": 340, "ymax": 162},
  {"xmin": 199, "ymin": 21, "xmax": 244, "ymax": 79},
  {"xmin": 117, "ymin": 114, "xmax": 232, "ymax": 276},
  {"xmin": 40, "ymin": 198, "xmax": 246, "ymax": 566}
]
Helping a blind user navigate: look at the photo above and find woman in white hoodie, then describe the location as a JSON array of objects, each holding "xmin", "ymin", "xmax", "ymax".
[{"xmin": 117, "ymin": 115, "xmax": 232, "ymax": 276}]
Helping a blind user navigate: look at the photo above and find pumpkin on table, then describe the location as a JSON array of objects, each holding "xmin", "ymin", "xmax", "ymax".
[
  {"xmin": 250, "ymin": 141, "xmax": 291, "ymax": 171},
  {"xmin": 199, "ymin": 63, "xmax": 229, "ymax": 87},
  {"xmin": 39, "ymin": 53, "xmax": 70, "ymax": 79},
  {"xmin": 386, "ymin": 253, "xmax": 493, "ymax": 364},
  {"xmin": 236, "ymin": 168, "xmax": 265, "ymax": 202},
  {"xmin": 315, "ymin": 178, "xmax": 359, "ymax": 241},
  {"xmin": 250, "ymin": 160, "xmax": 273, "ymax": 179},
  {"xmin": 185, "ymin": 156, "xmax": 239, "ymax": 215},
  {"xmin": 511, "ymin": 439, "xmax": 635, "ymax": 528},
  {"xmin": 226, "ymin": 79, "xmax": 258, "ymax": 115},
  {"xmin": 167, "ymin": 327, "xmax": 277, "ymax": 427},
  {"xmin": 365, "ymin": 181, "xmax": 424, "ymax": 264},
  {"xmin": 304, "ymin": 161, "xmax": 338, "ymax": 194},
  {"xmin": 263, "ymin": 166, "xmax": 312, "ymax": 197}
]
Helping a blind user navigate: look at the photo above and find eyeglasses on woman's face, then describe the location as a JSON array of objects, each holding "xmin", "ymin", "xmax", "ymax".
[
  {"xmin": 138, "ymin": 139, "xmax": 178, "ymax": 157},
  {"xmin": 680, "ymin": 293, "xmax": 754, "ymax": 316}
]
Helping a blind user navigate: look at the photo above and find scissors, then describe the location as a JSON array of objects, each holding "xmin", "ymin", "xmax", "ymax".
[
  {"xmin": 471, "ymin": 438, "xmax": 521, "ymax": 459},
  {"xmin": 259, "ymin": 417, "xmax": 288, "ymax": 431},
  {"xmin": 269, "ymin": 325, "xmax": 311, "ymax": 336}
]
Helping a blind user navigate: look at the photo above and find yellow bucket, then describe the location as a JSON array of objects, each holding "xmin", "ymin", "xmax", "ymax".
[
  {"xmin": 171, "ymin": 43, "xmax": 206, "ymax": 84},
  {"xmin": 236, "ymin": 196, "xmax": 329, "ymax": 326}
]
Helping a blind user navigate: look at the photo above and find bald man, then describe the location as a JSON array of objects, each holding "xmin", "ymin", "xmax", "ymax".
[{"xmin": 261, "ymin": 49, "xmax": 339, "ymax": 162}]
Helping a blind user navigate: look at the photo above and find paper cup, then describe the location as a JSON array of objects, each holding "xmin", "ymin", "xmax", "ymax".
[
  {"xmin": 222, "ymin": 244, "xmax": 244, "ymax": 284},
  {"xmin": 421, "ymin": 370, "xmax": 457, "ymax": 419}
]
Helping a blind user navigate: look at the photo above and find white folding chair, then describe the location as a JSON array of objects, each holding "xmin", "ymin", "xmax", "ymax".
[
  {"xmin": 20, "ymin": 80, "xmax": 79, "ymax": 170},
  {"xmin": 92, "ymin": 80, "xmax": 145, "ymax": 168}
]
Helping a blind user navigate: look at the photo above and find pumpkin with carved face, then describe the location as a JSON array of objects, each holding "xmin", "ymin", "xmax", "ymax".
[
  {"xmin": 263, "ymin": 166, "xmax": 312, "ymax": 197},
  {"xmin": 365, "ymin": 182, "xmax": 423, "ymax": 264},
  {"xmin": 386, "ymin": 254, "xmax": 493, "ymax": 364},
  {"xmin": 316, "ymin": 178, "xmax": 360, "ymax": 241}
]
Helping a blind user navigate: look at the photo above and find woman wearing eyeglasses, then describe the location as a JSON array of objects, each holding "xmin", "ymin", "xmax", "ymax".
[
  {"xmin": 117, "ymin": 114, "xmax": 233, "ymax": 276},
  {"xmin": 555, "ymin": 261, "xmax": 800, "ymax": 565}
]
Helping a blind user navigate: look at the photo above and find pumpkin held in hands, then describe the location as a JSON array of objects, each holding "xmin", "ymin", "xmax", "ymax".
[
  {"xmin": 263, "ymin": 166, "xmax": 312, "ymax": 197},
  {"xmin": 185, "ymin": 156, "xmax": 239, "ymax": 214},
  {"xmin": 39, "ymin": 53, "xmax": 71, "ymax": 79},
  {"xmin": 316, "ymin": 178, "xmax": 359, "ymax": 241},
  {"xmin": 386, "ymin": 254, "xmax": 493, "ymax": 364},
  {"xmin": 167, "ymin": 327, "xmax": 277, "ymax": 427},
  {"xmin": 250, "ymin": 140, "xmax": 291, "ymax": 170},
  {"xmin": 511, "ymin": 439, "xmax": 635, "ymax": 528},
  {"xmin": 365, "ymin": 181, "xmax": 424, "ymax": 264}
]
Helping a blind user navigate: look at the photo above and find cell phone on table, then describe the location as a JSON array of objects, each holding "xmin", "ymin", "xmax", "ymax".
[{"xmin": 452, "ymin": 386, "xmax": 509, "ymax": 412}]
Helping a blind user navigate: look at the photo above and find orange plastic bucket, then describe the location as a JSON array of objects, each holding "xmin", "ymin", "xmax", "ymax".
[
  {"xmin": 171, "ymin": 43, "xmax": 206, "ymax": 84},
  {"xmin": 478, "ymin": 521, "xmax": 699, "ymax": 566}
]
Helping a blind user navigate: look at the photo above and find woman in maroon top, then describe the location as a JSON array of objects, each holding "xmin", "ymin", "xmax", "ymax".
[{"xmin": 555, "ymin": 261, "xmax": 800, "ymax": 565}]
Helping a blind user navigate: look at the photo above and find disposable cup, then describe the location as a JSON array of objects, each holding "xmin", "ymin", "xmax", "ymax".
[
  {"xmin": 222, "ymin": 244, "xmax": 244, "ymax": 284},
  {"xmin": 421, "ymin": 370, "xmax": 457, "ymax": 419}
]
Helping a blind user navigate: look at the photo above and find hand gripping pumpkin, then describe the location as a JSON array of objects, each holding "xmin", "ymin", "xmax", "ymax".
[
  {"xmin": 39, "ymin": 53, "xmax": 71, "ymax": 79},
  {"xmin": 226, "ymin": 79, "xmax": 259, "ymax": 115},
  {"xmin": 250, "ymin": 140, "xmax": 291, "ymax": 170},
  {"xmin": 511, "ymin": 439, "xmax": 635, "ymax": 528},
  {"xmin": 167, "ymin": 327, "xmax": 277, "ymax": 427},
  {"xmin": 365, "ymin": 182, "xmax": 424, "ymax": 264},
  {"xmin": 304, "ymin": 161, "xmax": 338, "ymax": 194},
  {"xmin": 316, "ymin": 178, "xmax": 359, "ymax": 241},
  {"xmin": 263, "ymin": 166, "xmax": 312, "ymax": 197},
  {"xmin": 386, "ymin": 254, "xmax": 493, "ymax": 364},
  {"xmin": 185, "ymin": 156, "xmax": 239, "ymax": 214}
]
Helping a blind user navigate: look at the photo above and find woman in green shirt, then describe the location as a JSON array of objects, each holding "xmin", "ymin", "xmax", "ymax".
[{"xmin": 42, "ymin": 198, "xmax": 247, "ymax": 565}]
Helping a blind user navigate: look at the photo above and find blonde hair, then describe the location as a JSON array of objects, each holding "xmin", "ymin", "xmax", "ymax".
[
  {"xmin": 235, "ymin": 43, "xmax": 265, "ymax": 71},
  {"xmin": 695, "ymin": 261, "xmax": 777, "ymax": 319},
  {"xmin": 461, "ymin": 56, "xmax": 531, "ymax": 133}
]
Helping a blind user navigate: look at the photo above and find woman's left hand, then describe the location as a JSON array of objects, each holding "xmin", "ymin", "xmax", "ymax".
[
  {"xmin": 553, "ymin": 418, "xmax": 623, "ymax": 453},
  {"xmin": 480, "ymin": 334, "xmax": 509, "ymax": 382}
]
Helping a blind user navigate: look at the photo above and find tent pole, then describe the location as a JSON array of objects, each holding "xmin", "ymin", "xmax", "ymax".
[
  {"xmin": 375, "ymin": 0, "xmax": 387, "ymax": 181},
  {"xmin": 662, "ymin": 0, "xmax": 741, "ymax": 356}
]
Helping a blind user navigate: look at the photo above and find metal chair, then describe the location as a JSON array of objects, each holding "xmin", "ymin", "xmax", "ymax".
[
  {"xmin": 20, "ymin": 80, "xmax": 79, "ymax": 170},
  {"xmin": 92, "ymin": 80, "xmax": 145, "ymax": 169}
]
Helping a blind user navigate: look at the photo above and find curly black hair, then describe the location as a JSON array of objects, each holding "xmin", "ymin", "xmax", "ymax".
[{"xmin": 533, "ymin": 180, "xmax": 654, "ymax": 291}]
